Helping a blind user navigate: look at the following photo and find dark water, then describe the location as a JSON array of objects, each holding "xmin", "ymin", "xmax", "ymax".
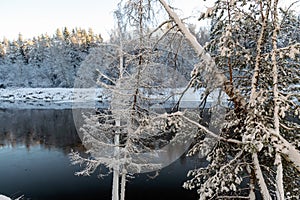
[{"xmin": 0, "ymin": 109, "xmax": 204, "ymax": 200}]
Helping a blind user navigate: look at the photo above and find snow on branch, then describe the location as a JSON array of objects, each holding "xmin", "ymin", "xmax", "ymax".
[
  {"xmin": 252, "ymin": 152, "xmax": 272, "ymax": 200},
  {"xmin": 181, "ymin": 114, "xmax": 242, "ymax": 145},
  {"xmin": 275, "ymin": 133, "xmax": 300, "ymax": 172},
  {"xmin": 250, "ymin": 0, "xmax": 271, "ymax": 103},
  {"xmin": 270, "ymin": 0, "xmax": 285, "ymax": 198},
  {"xmin": 159, "ymin": 0, "xmax": 300, "ymax": 174},
  {"xmin": 158, "ymin": 0, "xmax": 246, "ymax": 112},
  {"xmin": 160, "ymin": 0, "xmax": 300, "ymax": 198}
]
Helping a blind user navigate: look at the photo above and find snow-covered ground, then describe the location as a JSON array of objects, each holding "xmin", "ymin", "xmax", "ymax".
[
  {"xmin": 0, "ymin": 195, "xmax": 11, "ymax": 200},
  {"xmin": 0, "ymin": 194, "xmax": 23, "ymax": 200},
  {"xmin": 0, "ymin": 88, "xmax": 106, "ymax": 109},
  {"xmin": 0, "ymin": 87, "xmax": 228, "ymax": 109}
]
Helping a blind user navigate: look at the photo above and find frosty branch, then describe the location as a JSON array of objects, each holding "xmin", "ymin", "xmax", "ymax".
[{"xmin": 158, "ymin": 0, "xmax": 300, "ymax": 199}]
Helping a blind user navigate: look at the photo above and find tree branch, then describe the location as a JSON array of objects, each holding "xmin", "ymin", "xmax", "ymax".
[
  {"xmin": 181, "ymin": 114, "xmax": 242, "ymax": 145},
  {"xmin": 252, "ymin": 152, "xmax": 272, "ymax": 200},
  {"xmin": 250, "ymin": 0, "xmax": 271, "ymax": 103},
  {"xmin": 271, "ymin": 0, "xmax": 285, "ymax": 198},
  {"xmin": 158, "ymin": 0, "xmax": 246, "ymax": 113},
  {"xmin": 159, "ymin": 0, "xmax": 300, "ymax": 177}
]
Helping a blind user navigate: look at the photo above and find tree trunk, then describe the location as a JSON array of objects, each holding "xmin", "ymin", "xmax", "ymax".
[
  {"xmin": 158, "ymin": 0, "xmax": 300, "ymax": 175},
  {"xmin": 252, "ymin": 153, "xmax": 271, "ymax": 200},
  {"xmin": 112, "ymin": 169, "xmax": 119, "ymax": 200},
  {"xmin": 271, "ymin": 0, "xmax": 285, "ymax": 198},
  {"xmin": 112, "ymin": 119, "xmax": 121, "ymax": 200},
  {"xmin": 158, "ymin": 0, "xmax": 246, "ymax": 113},
  {"xmin": 120, "ymin": 172, "xmax": 126, "ymax": 200}
]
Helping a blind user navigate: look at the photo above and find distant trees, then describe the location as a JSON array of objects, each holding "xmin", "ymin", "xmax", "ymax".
[
  {"xmin": 0, "ymin": 19, "xmax": 207, "ymax": 89},
  {"xmin": 0, "ymin": 27, "xmax": 103, "ymax": 88}
]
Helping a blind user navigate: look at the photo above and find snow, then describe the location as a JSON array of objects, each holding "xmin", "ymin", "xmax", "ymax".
[
  {"xmin": 0, "ymin": 195, "xmax": 23, "ymax": 200},
  {"xmin": 0, "ymin": 88, "xmax": 105, "ymax": 109},
  {"xmin": 0, "ymin": 87, "xmax": 229, "ymax": 109},
  {"xmin": 0, "ymin": 195, "xmax": 11, "ymax": 200}
]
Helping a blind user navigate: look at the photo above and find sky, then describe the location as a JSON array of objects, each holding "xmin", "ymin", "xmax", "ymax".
[
  {"xmin": 0, "ymin": 0, "xmax": 209, "ymax": 41},
  {"xmin": 0, "ymin": 0, "xmax": 298, "ymax": 41}
]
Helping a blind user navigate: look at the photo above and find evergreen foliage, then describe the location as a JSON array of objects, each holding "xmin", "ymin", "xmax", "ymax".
[{"xmin": 0, "ymin": 28, "xmax": 103, "ymax": 88}]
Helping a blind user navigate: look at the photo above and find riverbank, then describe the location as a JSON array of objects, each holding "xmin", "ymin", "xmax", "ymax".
[{"xmin": 0, "ymin": 87, "xmax": 228, "ymax": 109}]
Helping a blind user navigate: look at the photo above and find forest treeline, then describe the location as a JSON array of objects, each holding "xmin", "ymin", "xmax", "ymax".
[
  {"xmin": 0, "ymin": 25, "xmax": 211, "ymax": 88},
  {"xmin": 0, "ymin": 27, "xmax": 103, "ymax": 88},
  {"xmin": 1, "ymin": 10, "xmax": 299, "ymax": 89}
]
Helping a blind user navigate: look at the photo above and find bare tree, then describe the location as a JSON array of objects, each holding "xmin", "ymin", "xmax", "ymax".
[{"xmin": 70, "ymin": 1, "xmax": 199, "ymax": 200}]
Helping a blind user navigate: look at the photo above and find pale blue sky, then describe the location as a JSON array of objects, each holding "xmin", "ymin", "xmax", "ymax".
[
  {"xmin": 0, "ymin": 0, "xmax": 120, "ymax": 40},
  {"xmin": 0, "ymin": 0, "xmax": 298, "ymax": 41},
  {"xmin": 0, "ymin": 0, "xmax": 211, "ymax": 41}
]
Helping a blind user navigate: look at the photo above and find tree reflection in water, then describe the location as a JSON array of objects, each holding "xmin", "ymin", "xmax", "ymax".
[
  {"xmin": 0, "ymin": 109, "xmax": 84, "ymax": 153},
  {"xmin": 0, "ymin": 108, "xmax": 203, "ymax": 200}
]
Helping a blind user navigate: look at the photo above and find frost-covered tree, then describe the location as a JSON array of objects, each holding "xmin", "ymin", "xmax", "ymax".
[
  {"xmin": 0, "ymin": 27, "xmax": 103, "ymax": 88},
  {"xmin": 278, "ymin": 5, "xmax": 300, "ymax": 47},
  {"xmin": 0, "ymin": 43, "xmax": 6, "ymax": 64},
  {"xmin": 71, "ymin": 2, "xmax": 160, "ymax": 200},
  {"xmin": 156, "ymin": 0, "xmax": 300, "ymax": 199},
  {"xmin": 70, "ymin": 1, "xmax": 201, "ymax": 200}
]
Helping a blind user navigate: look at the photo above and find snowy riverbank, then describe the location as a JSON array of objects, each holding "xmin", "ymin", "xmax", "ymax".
[
  {"xmin": 0, "ymin": 87, "xmax": 228, "ymax": 109},
  {"xmin": 0, "ymin": 88, "xmax": 106, "ymax": 109},
  {"xmin": 0, "ymin": 194, "xmax": 23, "ymax": 200}
]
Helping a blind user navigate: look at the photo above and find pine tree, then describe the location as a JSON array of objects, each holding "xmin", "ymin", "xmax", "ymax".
[
  {"xmin": 55, "ymin": 28, "xmax": 64, "ymax": 41},
  {"xmin": 63, "ymin": 27, "xmax": 71, "ymax": 43}
]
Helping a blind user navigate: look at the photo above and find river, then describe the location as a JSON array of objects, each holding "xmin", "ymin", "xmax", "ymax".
[{"xmin": 0, "ymin": 109, "xmax": 205, "ymax": 200}]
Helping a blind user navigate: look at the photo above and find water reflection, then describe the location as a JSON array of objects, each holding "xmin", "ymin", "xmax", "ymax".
[
  {"xmin": 0, "ymin": 109, "xmax": 83, "ymax": 153},
  {"xmin": 0, "ymin": 109, "xmax": 202, "ymax": 200}
]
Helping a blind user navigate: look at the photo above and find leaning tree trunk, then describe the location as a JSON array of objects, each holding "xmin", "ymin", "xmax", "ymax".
[
  {"xmin": 158, "ymin": 0, "xmax": 300, "ymax": 175},
  {"xmin": 270, "ymin": 0, "xmax": 285, "ymax": 199}
]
